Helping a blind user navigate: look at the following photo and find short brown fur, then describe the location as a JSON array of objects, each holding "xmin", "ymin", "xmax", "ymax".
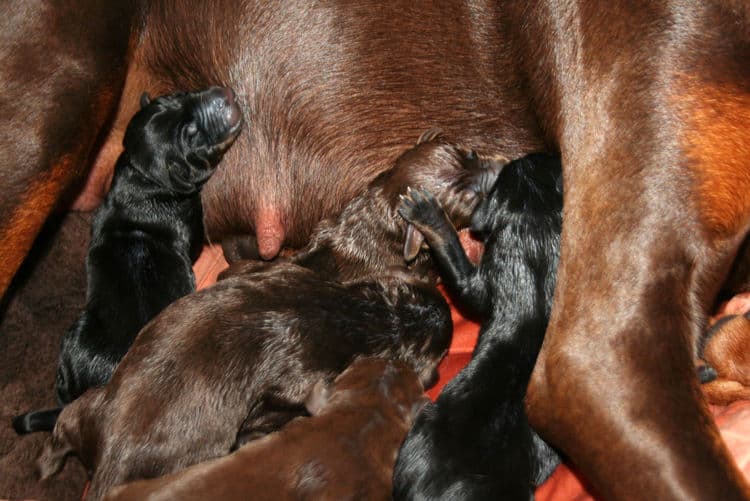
[{"xmin": 105, "ymin": 358, "xmax": 427, "ymax": 501}]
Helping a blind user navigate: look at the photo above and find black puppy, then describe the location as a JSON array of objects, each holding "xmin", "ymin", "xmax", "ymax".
[
  {"xmin": 394, "ymin": 153, "xmax": 563, "ymax": 500},
  {"xmin": 13, "ymin": 87, "xmax": 243, "ymax": 434}
]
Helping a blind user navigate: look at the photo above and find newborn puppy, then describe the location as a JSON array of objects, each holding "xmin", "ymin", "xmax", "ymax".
[
  {"xmin": 394, "ymin": 153, "xmax": 562, "ymax": 500},
  {"xmin": 698, "ymin": 313, "xmax": 750, "ymax": 405},
  {"xmin": 12, "ymin": 87, "xmax": 243, "ymax": 434},
  {"xmin": 37, "ymin": 134, "xmax": 504, "ymax": 500},
  {"xmin": 104, "ymin": 357, "xmax": 428, "ymax": 501}
]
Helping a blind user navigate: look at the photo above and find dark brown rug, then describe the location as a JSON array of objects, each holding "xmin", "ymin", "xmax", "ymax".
[{"xmin": 0, "ymin": 211, "xmax": 91, "ymax": 500}]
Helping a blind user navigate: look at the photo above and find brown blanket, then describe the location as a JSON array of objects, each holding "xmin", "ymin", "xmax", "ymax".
[{"xmin": 0, "ymin": 212, "xmax": 90, "ymax": 500}]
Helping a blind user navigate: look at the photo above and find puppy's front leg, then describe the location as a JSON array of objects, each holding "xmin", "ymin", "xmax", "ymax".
[{"xmin": 398, "ymin": 187, "xmax": 489, "ymax": 315}]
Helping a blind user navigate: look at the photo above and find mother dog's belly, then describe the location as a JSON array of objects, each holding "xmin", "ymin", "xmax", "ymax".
[{"xmin": 72, "ymin": 0, "xmax": 547, "ymax": 262}]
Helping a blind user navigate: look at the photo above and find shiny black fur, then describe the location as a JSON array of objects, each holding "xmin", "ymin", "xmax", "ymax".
[
  {"xmin": 393, "ymin": 153, "xmax": 563, "ymax": 500},
  {"xmin": 12, "ymin": 87, "xmax": 242, "ymax": 434}
]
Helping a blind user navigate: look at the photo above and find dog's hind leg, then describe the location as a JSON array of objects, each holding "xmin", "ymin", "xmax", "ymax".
[
  {"xmin": 37, "ymin": 387, "xmax": 105, "ymax": 484},
  {"xmin": 0, "ymin": 1, "xmax": 137, "ymax": 300},
  {"xmin": 522, "ymin": 29, "xmax": 750, "ymax": 501}
]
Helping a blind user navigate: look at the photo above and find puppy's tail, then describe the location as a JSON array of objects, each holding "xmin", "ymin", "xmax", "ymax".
[{"xmin": 12, "ymin": 408, "xmax": 62, "ymax": 434}]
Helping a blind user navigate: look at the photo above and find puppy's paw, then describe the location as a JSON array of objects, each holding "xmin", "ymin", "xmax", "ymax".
[
  {"xmin": 399, "ymin": 188, "xmax": 454, "ymax": 262},
  {"xmin": 398, "ymin": 187, "xmax": 447, "ymax": 232},
  {"xmin": 697, "ymin": 364, "xmax": 718, "ymax": 383}
]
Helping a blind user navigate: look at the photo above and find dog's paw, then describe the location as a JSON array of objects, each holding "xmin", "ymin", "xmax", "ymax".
[
  {"xmin": 697, "ymin": 364, "xmax": 718, "ymax": 383},
  {"xmin": 398, "ymin": 187, "xmax": 446, "ymax": 232}
]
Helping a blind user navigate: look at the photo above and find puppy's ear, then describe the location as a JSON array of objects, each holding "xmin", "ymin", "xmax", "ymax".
[
  {"xmin": 416, "ymin": 127, "xmax": 443, "ymax": 144},
  {"xmin": 305, "ymin": 379, "xmax": 331, "ymax": 416},
  {"xmin": 140, "ymin": 92, "xmax": 152, "ymax": 108},
  {"xmin": 403, "ymin": 224, "xmax": 425, "ymax": 262}
]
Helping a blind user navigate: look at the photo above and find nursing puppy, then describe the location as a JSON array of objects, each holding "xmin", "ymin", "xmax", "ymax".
[
  {"xmin": 12, "ymin": 87, "xmax": 243, "ymax": 434},
  {"xmin": 105, "ymin": 358, "xmax": 428, "ymax": 501},
  {"xmin": 394, "ymin": 153, "xmax": 562, "ymax": 500},
  {"xmin": 697, "ymin": 314, "xmax": 750, "ymax": 405},
  {"xmin": 37, "ymin": 135, "xmax": 503, "ymax": 500}
]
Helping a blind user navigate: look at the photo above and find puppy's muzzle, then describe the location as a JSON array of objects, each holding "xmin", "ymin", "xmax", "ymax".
[{"xmin": 205, "ymin": 86, "xmax": 243, "ymax": 138}]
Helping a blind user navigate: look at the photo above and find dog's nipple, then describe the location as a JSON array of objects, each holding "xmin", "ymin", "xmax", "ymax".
[{"xmin": 255, "ymin": 207, "xmax": 285, "ymax": 260}]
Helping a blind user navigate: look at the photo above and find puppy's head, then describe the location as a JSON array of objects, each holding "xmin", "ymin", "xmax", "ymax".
[
  {"xmin": 123, "ymin": 87, "xmax": 244, "ymax": 193},
  {"xmin": 471, "ymin": 153, "xmax": 562, "ymax": 237},
  {"xmin": 380, "ymin": 131, "xmax": 507, "ymax": 261}
]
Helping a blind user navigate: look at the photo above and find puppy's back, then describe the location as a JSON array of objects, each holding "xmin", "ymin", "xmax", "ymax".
[{"xmin": 106, "ymin": 359, "xmax": 424, "ymax": 501}]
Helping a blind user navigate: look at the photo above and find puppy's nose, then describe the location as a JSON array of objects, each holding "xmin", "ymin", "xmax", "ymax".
[{"xmin": 207, "ymin": 86, "xmax": 242, "ymax": 129}]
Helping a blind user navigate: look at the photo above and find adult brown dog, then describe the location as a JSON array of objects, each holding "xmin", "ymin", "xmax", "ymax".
[
  {"xmin": 699, "ymin": 314, "xmax": 750, "ymax": 405},
  {"xmin": 104, "ymin": 358, "xmax": 428, "ymax": 501},
  {"xmin": 3, "ymin": 1, "xmax": 750, "ymax": 500}
]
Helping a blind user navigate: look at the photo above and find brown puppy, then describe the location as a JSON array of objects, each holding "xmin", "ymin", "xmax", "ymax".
[
  {"xmin": 104, "ymin": 357, "xmax": 427, "ymax": 501},
  {"xmin": 36, "ymin": 136, "xmax": 502, "ymax": 500},
  {"xmin": 699, "ymin": 315, "xmax": 750, "ymax": 406},
  {"xmin": 5, "ymin": 3, "xmax": 750, "ymax": 500}
]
